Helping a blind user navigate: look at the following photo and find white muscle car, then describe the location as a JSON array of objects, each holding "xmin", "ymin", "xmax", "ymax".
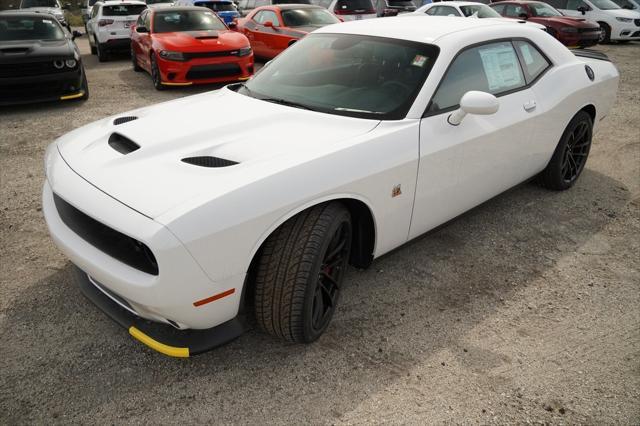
[{"xmin": 43, "ymin": 16, "xmax": 619, "ymax": 357}]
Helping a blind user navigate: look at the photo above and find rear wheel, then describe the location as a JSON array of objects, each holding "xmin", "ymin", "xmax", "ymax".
[
  {"xmin": 254, "ymin": 202, "xmax": 352, "ymax": 343},
  {"xmin": 537, "ymin": 110, "xmax": 593, "ymax": 191},
  {"xmin": 89, "ymin": 36, "xmax": 97, "ymax": 54},
  {"xmin": 150, "ymin": 54, "xmax": 164, "ymax": 90},
  {"xmin": 96, "ymin": 37, "xmax": 108, "ymax": 62},
  {"xmin": 598, "ymin": 22, "xmax": 611, "ymax": 43}
]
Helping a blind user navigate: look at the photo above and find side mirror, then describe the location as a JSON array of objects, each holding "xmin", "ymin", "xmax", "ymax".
[
  {"xmin": 577, "ymin": 5, "xmax": 588, "ymax": 13},
  {"xmin": 228, "ymin": 21, "xmax": 237, "ymax": 28},
  {"xmin": 263, "ymin": 20, "xmax": 273, "ymax": 27},
  {"xmin": 518, "ymin": 12, "xmax": 528, "ymax": 19},
  {"xmin": 136, "ymin": 25, "xmax": 148, "ymax": 33},
  {"xmin": 72, "ymin": 29, "xmax": 82, "ymax": 39},
  {"xmin": 448, "ymin": 91, "xmax": 499, "ymax": 126}
]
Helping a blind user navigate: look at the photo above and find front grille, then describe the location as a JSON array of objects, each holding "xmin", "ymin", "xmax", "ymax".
[
  {"xmin": 0, "ymin": 61, "xmax": 69, "ymax": 78},
  {"xmin": 53, "ymin": 193, "xmax": 159, "ymax": 275},
  {"xmin": 186, "ymin": 63, "xmax": 241, "ymax": 80},
  {"xmin": 183, "ymin": 50, "xmax": 235, "ymax": 60}
]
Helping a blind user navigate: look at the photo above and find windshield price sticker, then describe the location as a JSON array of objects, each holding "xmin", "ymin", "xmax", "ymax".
[
  {"xmin": 478, "ymin": 44, "xmax": 524, "ymax": 92},
  {"xmin": 412, "ymin": 55, "xmax": 428, "ymax": 67}
]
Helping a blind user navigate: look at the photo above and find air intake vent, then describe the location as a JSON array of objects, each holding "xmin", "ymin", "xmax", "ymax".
[
  {"xmin": 108, "ymin": 133, "xmax": 140, "ymax": 154},
  {"xmin": 113, "ymin": 116, "xmax": 138, "ymax": 125},
  {"xmin": 182, "ymin": 156, "xmax": 238, "ymax": 168}
]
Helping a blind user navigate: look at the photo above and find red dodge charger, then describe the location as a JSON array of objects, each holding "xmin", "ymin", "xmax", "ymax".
[{"xmin": 131, "ymin": 6, "xmax": 254, "ymax": 89}]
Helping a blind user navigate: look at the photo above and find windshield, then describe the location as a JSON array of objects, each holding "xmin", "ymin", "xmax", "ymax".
[
  {"xmin": 459, "ymin": 4, "xmax": 501, "ymax": 17},
  {"xmin": 153, "ymin": 10, "xmax": 226, "ymax": 32},
  {"xmin": 613, "ymin": 0, "xmax": 638, "ymax": 7},
  {"xmin": 20, "ymin": 0, "xmax": 59, "ymax": 7},
  {"xmin": 590, "ymin": 0, "xmax": 621, "ymax": 8},
  {"xmin": 334, "ymin": 0, "xmax": 374, "ymax": 12},
  {"xmin": 195, "ymin": 1, "xmax": 236, "ymax": 10},
  {"xmin": 240, "ymin": 34, "xmax": 439, "ymax": 120},
  {"xmin": 273, "ymin": 0, "xmax": 311, "ymax": 4},
  {"xmin": 529, "ymin": 2, "xmax": 562, "ymax": 16},
  {"xmin": 0, "ymin": 15, "xmax": 64, "ymax": 40},
  {"xmin": 103, "ymin": 4, "xmax": 147, "ymax": 15},
  {"xmin": 388, "ymin": 0, "xmax": 415, "ymax": 7},
  {"xmin": 281, "ymin": 8, "xmax": 340, "ymax": 26},
  {"xmin": 146, "ymin": 0, "xmax": 173, "ymax": 4}
]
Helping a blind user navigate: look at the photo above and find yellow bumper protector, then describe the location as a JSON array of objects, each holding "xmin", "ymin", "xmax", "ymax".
[
  {"xmin": 161, "ymin": 82, "xmax": 193, "ymax": 86},
  {"xmin": 60, "ymin": 91, "xmax": 85, "ymax": 100},
  {"xmin": 128, "ymin": 326, "xmax": 190, "ymax": 358}
]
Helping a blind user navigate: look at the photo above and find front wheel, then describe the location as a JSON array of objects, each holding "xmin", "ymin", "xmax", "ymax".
[
  {"xmin": 537, "ymin": 110, "xmax": 593, "ymax": 191},
  {"xmin": 150, "ymin": 54, "xmax": 164, "ymax": 90},
  {"xmin": 598, "ymin": 22, "xmax": 611, "ymax": 43},
  {"xmin": 254, "ymin": 202, "xmax": 352, "ymax": 343}
]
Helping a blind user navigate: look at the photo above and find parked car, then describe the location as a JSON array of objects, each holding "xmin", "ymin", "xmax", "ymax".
[
  {"xmin": 173, "ymin": 0, "xmax": 240, "ymax": 24},
  {"xmin": 537, "ymin": 0, "xmax": 640, "ymax": 42},
  {"xmin": 610, "ymin": 0, "xmax": 639, "ymax": 9},
  {"xmin": 131, "ymin": 6, "xmax": 253, "ymax": 89},
  {"xmin": 0, "ymin": 11, "xmax": 88, "ymax": 105},
  {"xmin": 312, "ymin": 0, "xmax": 377, "ymax": 20},
  {"xmin": 43, "ymin": 16, "xmax": 618, "ymax": 356},
  {"xmin": 86, "ymin": 0, "xmax": 147, "ymax": 61},
  {"xmin": 81, "ymin": 0, "xmax": 99, "ymax": 28},
  {"xmin": 490, "ymin": 1, "xmax": 601, "ymax": 46},
  {"xmin": 19, "ymin": 0, "xmax": 70, "ymax": 29},
  {"xmin": 238, "ymin": 0, "xmax": 311, "ymax": 17},
  {"xmin": 236, "ymin": 4, "xmax": 340, "ymax": 58},
  {"xmin": 372, "ymin": 0, "xmax": 416, "ymax": 17}
]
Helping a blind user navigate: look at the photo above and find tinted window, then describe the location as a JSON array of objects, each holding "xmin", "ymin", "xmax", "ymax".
[
  {"xmin": 334, "ymin": 0, "xmax": 374, "ymax": 12},
  {"xmin": 589, "ymin": 0, "xmax": 620, "ymax": 9},
  {"xmin": 459, "ymin": 4, "xmax": 501, "ymax": 17},
  {"xmin": 254, "ymin": 9, "xmax": 280, "ymax": 24},
  {"xmin": 20, "ymin": 0, "xmax": 59, "ymax": 7},
  {"xmin": 196, "ymin": 1, "xmax": 236, "ymax": 11},
  {"xmin": 432, "ymin": 5, "xmax": 461, "ymax": 15},
  {"xmin": 543, "ymin": 0, "xmax": 568, "ymax": 8},
  {"xmin": 241, "ymin": 33, "xmax": 439, "ymax": 120},
  {"xmin": 154, "ymin": 10, "xmax": 226, "ymax": 31},
  {"xmin": 0, "ymin": 15, "xmax": 64, "ymax": 41},
  {"xmin": 388, "ymin": 0, "xmax": 415, "ymax": 6},
  {"xmin": 504, "ymin": 3, "xmax": 527, "ymax": 16},
  {"xmin": 513, "ymin": 40, "xmax": 550, "ymax": 83},
  {"xmin": 428, "ymin": 41, "xmax": 526, "ymax": 113},
  {"xmin": 281, "ymin": 8, "xmax": 340, "ymax": 26},
  {"xmin": 566, "ymin": 0, "xmax": 589, "ymax": 8},
  {"xmin": 490, "ymin": 3, "xmax": 506, "ymax": 13},
  {"xmin": 529, "ymin": 2, "xmax": 563, "ymax": 15},
  {"xmin": 103, "ymin": 4, "xmax": 147, "ymax": 15}
]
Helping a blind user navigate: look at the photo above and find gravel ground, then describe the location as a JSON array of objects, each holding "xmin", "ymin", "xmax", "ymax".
[{"xmin": 1, "ymin": 38, "xmax": 639, "ymax": 425}]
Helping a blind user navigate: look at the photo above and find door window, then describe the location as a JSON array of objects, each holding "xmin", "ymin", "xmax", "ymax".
[
  {"xmin": 432, "ymin": 5, "xmax": 461, "ymax": 15},
  {"xmin": 566, "ymin": 0, "xmax": 589, "ymax": 9},
  {"xmin": 490, "ymin": 3, "xmax": 505, "ymax": 13},
  {"xmin": 427, "ymin": 41, "xmax": 526, "ymax": 114},
  {"xmin": 254, "ymin": 9, "xmax": 280, "ymax": 25},
  {"xmin": 513, "ymin": 40, "xmax": 550, "ymax": 84},
  {"xmin": 504, "ymin": 3, "xmax": 527, "ymax": 16}
]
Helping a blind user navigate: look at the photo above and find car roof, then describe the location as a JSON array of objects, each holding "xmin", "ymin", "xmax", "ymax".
[
  {"xmin": 152, "ymin": 5, "xmax": 218, "ymax": 11},
  {"xmin": 428, "ymin": 1, "xmax": 489, "ymax": 6},
  {"xmin": 273, "ymin": 4, "xmax": 324, "ymax": 9},
  {"xmin": 316, "ymin": 15, "xmax": 528, "ymax": 43}
]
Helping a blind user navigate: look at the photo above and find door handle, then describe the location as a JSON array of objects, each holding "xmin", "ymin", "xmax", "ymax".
[{"xmin": 523, "ymin": 100, "xmax": 537, "ymax": 112}]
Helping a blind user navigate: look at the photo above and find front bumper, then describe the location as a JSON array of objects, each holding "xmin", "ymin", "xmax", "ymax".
[
  {"xmin": 73, "ymin": 265, "xmax": 244, "ymax": 357},
  {"xmin": 42, "ymin": 145, "xmax": 246, "ymax": 335},
  {"xmin": 561, "ymin": 33, "xmax": 600, "ymax": 48},
  {"xmin": 157, "ymin": 54, "xmax": 254, "ymax": 85},
  {"xmin": 0, "ymin": 67, "xmax": 85, "ymax": 106}
]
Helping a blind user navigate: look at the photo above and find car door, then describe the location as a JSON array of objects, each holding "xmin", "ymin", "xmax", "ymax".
[
  {"xmin": 245, "ymin": 10, "xmax": 266, "ymax": 55},
  {"xmin": 409, "ymin": 40, "xmax": 540, "ymax": 238},
  {"xmin": 251, "ymin": 9, "xmax": 283, "ymax": 58},
  {"xmin": 134, "ymin": 10, "xmax": 152, "ymax": 70},
  {"xmin": 87, "ymin": 4, "xmax": 100, "ymax": 42}
]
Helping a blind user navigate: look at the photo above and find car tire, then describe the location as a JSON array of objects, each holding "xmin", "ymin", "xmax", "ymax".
[
  {"xmin": 537, "ymin": 110, "xmax": 593, "ymax": 191},
  {"xmin": 150, "ymin": 54, "xmax": 164, "ymax": 90},
  {"xmin": 598, "ymin": 22, "xmax": 611, "ymax": 43},
  {"xmin": 254, "ymin": 202, "xmax": 352, "ymax": 343},
  {"xmin": 90, "ymin": 37, "xmax": 97, "ymax": 55},
  {"xmin": 80, "ymin": 72, "xmax": 89, "ymax": 101},
  {"xmin": 131, "ymin": 47, "xmax": 142, "ymax": 72},
  {"xmin": 96, "ymin": 37, "xmax": 108, "ymax": 62}
]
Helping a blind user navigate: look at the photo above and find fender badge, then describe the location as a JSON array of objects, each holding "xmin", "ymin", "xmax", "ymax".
[{"xmin": 392, "ymin": 184, "xmax": 402, "ymax": 198}]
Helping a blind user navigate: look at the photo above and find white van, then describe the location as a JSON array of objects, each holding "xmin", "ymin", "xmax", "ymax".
[{"xmin": 541, "ymin": 0, "xmax": 640, "ymax": 42}]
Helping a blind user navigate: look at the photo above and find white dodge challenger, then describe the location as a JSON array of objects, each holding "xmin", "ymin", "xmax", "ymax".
[{"xmin": 43, "ymin": 16, "xmax": 618, "ymax": 357}]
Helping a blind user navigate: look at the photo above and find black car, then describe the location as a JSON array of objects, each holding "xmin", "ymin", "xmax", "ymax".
[{"xmin": 0, "ymin": 11, "xmax": 89, "ymax": 106}]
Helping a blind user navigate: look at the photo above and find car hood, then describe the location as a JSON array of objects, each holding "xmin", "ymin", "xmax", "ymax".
[
  {"xmin": 535, "ymin": 15, "xmax": 600, "ymax": 27},
  {"xmin": 0, "ymin": 39, "xmax": 73, "ymax": 62},
  {"xmin": 55, "ymin": 87, "xmax": 379, "ymax": 219},
  {"xmin": 153, "ymin": 30, "xmax": 248, "ymax": 50}
]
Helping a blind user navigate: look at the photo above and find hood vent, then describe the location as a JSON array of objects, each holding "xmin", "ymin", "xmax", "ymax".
[
  {"xmin": 182, "ymin": 156, "xmax": 238, "ymax": 168},
  {"xmin": 113, "ymin": 116, "xmax": 138, "ymax": 125},
  {"xmin": 108, "ymin": 133, "xmax": 140, "ymax": 154}
]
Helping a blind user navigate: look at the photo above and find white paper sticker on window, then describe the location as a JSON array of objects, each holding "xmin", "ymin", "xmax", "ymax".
[{"xmin": 478, "ymin": 44, "xmax": 523, "ymax": 92}]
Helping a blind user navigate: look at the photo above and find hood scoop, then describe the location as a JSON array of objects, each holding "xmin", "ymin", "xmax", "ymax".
[
  {"xmin": 108, "ymin": 133, "xmax": 140, "ymax": 154},
  {"xmin": 194, "ymin": 31, "xmax": 219, "ymax": 40},
  {"xmin": 182, "ymin": 156, "xmax": 238, "ymax": 168},
  {"xmin": 113, "ymin": 116, "xmax": 138, "ymax": 125}
]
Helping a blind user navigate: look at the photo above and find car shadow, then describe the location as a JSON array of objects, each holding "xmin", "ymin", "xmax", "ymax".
[{"xmin": 0, "ymin": 168, "xmax": 631, "ymax": 422}]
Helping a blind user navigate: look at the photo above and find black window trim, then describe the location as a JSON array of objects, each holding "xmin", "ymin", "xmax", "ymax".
[{"xmin": 422, "ymin": 37, "xmax": 553, "ymax": 118}]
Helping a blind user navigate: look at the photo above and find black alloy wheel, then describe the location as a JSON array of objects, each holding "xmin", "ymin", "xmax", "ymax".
[{"xmin": 150, "ymin": 54, "xmax": 164, "ymax": 90}]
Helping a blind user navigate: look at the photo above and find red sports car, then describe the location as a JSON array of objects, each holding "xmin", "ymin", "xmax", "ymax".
[
  {"xmin": 235, "ymin": 4, "xmax": 340, "ymax": 59},
  {"xmin": 490, "ymin": 1, "xmax": 601, "ymax": 48},
  {"xmin": 131, "ymin": 6, "xmax": 254, "ymax": 90}
]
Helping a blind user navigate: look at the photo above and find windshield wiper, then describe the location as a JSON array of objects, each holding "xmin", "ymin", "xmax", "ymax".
[
  {"xmin": 259, "ymin": 97, "xmax": 316, "ymax": 111},
  {"xmin": 334, "ymin": 107, "xmax": 384, "ymax": 114}
]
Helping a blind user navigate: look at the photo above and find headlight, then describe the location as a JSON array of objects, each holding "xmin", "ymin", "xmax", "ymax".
[
  {"xmin": 615, "ymin": 17, "xmax": 633, "ymax": 22},
  {"xmin": 65, "ymin": 59, "xmax": 77, "ymax": 68},
  {"xmin": 234, "ymin": 46, "xmax": 252, "ymax": 57},
  {"xmin": 159, "ymin": 50, "xmax": 186, "ymax": 61},
  {"xmin": 560, "ymin": 26, "xmax": 578, "ymax": 32}
]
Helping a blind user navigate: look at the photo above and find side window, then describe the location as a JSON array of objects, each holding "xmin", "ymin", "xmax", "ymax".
[
  {"xmin": 136, "ymin": 10, "xmax": 145, "ymax": 26},
  {"xmin": 504, "ymin": 4, "xmax": 526, "ymax": 16},
  {"xmin": 491, "ymin": 3, "xmax": 505, "ymax": 13},
  {"xmin": 256, "ymin": 9, "xmax": 280, "ymax": 25},
  {"xmin": 513, "ymin": 40, "xmax": 550, "ymax": 84},
  {"xmin": 566, "ymin": 0, "xmax": 588, "ymax": 9},
  {"xmin": 428, "ymin": 41, "xmax": 526, "ymax": 114},
  {"xmin": 253, "ymin": 10, "xmax": 264, "ymax": 21},
  {"xmin": 435, "ymin": 6, "xmax": 460, "ymax": 15},
  {"xmin": 545, "ymin": 0, "xmax": 567, "ymax": 8},
  {"xmin": 425, "ymin": 6, "xmax": 438, "ymax": 14}
]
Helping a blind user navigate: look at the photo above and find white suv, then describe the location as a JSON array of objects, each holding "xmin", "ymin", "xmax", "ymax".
[
  {"xmin": 542, "ymin": 0, "xmax": 640, "ymax": 42},
  {"xmin": 86, "ymin": 0, "xmax": 147, "ymax": 62}
]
